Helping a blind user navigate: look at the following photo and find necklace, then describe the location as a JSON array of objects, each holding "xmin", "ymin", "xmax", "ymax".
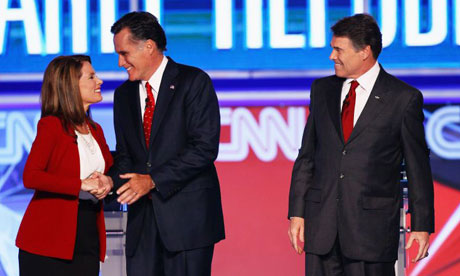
[{"xmin": 77, "ymin": 124, "xmax": 96, "ymax": 154}]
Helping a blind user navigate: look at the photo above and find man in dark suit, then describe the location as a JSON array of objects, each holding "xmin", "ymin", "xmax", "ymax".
[
  {"xmin": 108, "ymin": 12, "xmax": 225, "ymax": 276},
  {"xmin": 288, "ymin": 14, "xmax": 434, "ymax": 275}
]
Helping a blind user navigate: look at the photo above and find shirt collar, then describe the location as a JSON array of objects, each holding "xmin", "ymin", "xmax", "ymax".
[
  {"xmin": 345, "ymin": 61, "xmax": 380, "ymax": 93},
  {"xmin": 141, "ymin": 55, "xmax": 168, "ymax": 93}
]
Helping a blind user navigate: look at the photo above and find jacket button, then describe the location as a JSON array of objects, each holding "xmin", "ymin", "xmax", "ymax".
[
  {"xmin": 342, "ymin": 150, "xmax": 347, "ymax": 155},
  {"xmin": 146, "ymin": 162, "xmax": 152, "ymax": 168},
  {"xmin": 339, "ymin": 173, "xmax": 345, "ymax": 179}
]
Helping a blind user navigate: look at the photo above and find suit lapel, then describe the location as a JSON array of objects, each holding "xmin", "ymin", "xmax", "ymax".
[
  {"xmin": 126, "ymin": 81, "xmax": 147, "ymax": 150},
  {"xmin": 346, "ymin": 68, "xmax": 390, "ymax": 143},
  {"xmin": 148, "ymin": 57, "xmax": 179, "ymax": 149},
  {"xmin": 325, "ymin": 76, "xmax": 346, "ymax": 143}
]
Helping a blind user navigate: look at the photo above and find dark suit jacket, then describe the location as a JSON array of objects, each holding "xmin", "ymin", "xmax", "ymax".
[
  {"xmin": 109, "ymin": 57, "xmax": 225, "ymax": 256},
  {"xmin": 288, "ymin": 66, "xmax": 434, "ymax": 262},
  {"xmin": 17, "ymin": 116, "xmax": 113, "ymax": 261}
]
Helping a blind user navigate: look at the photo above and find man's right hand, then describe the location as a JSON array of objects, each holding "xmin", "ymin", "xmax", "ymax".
[{"xmin": 288, "ymin": 217, "xmax": 305, "ymax": 254}]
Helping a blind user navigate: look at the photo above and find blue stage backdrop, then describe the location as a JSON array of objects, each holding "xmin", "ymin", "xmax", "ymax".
[
  {"xmin": 0, "ymin": 0, "xmax": 459, "ymax": 72},
  {"xmin": 1, "ymin": 1, "xmax": 460, "ymax": 276}
]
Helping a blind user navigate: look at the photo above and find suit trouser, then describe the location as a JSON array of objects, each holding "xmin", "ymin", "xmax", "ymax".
[
  {"xmin": 305, "ymin": 238, "xmax": 395, "ymax": 276},
  {"xmin": 126, "ymin": 199, "xmax": 214, "ymax": 276}
]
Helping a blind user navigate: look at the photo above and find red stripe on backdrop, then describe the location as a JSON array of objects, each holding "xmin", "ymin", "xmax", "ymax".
[
  {"xmin": 407, "ymin": 182, "xmax": 460, "ymax": 276},
  {"xmin": 213, "ymin": 152, "xmax": 304, "ymax": 275},
  {"xmin": 213, "ymin": 106, "xmax": 306, "ymax": 275}
]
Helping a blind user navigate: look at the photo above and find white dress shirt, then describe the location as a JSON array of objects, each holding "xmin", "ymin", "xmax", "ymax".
[
  {"xmin": 340, "ymin": 61, "xmax": 380, "ymax": 126},
  {"xmin": 139, "ymin": 55, "xmax": 168, "ymax": 121}
]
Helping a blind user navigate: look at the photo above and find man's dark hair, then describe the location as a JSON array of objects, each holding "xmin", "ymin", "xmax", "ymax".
[
  {"xmin": 331, "ymin": 13, "xmax": 382, "ymax": 59},
  {"xmin": 111, "ymin": 11, "xmax": 167, "ymax": 51}
]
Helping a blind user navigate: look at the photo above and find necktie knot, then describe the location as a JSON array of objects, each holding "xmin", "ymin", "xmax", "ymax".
[
  {"xmin": 343, "ymin": 81, "xmax": 359, "ymax": 107},
  {"xmin": 350, "ymin": 80, "xmax": 359, "ymax": 91},
  {"xmin": 145, "ymin": 82, "xmax": 155, "ymax": 106}
]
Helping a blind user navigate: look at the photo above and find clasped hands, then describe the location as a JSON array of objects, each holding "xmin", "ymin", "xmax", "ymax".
[
  {"xmin": 81, "ymin": 172, "xmax": 154, "ymax": 204},
  {"xmin": 80, "ymin": 172, "xmax": 113, "ymax": 200}
]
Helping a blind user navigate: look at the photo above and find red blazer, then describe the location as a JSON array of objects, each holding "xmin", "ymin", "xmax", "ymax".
[{"xmin": 16, "ymin": 116, "xmax": 113, "ymax": 262}]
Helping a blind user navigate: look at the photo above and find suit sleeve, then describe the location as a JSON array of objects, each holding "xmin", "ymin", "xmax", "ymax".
[
  {"xmin": 151, "ymin": 71, "xmax": 220, "ymax": 198},
  {"xmin": 108, "ymin": 88, "xmax": 133, "ymax": 190},
  {"xmin": 22, "ymin": 117, "xmax": 81, "ymax": 196},
  {"xmin": 401, "ymin": 90, "xmax": 435, "ymax": 233},
  {"xmin": 288, "ymin": 80, "xmax": 317, "ymax": 218}
]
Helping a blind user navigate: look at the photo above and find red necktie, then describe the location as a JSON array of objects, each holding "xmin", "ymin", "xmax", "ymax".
[
  {"xmin": 143, "ymin": 82, "xmax": 155, "ymax": 149},
  {"xmin": 341, "ymin": 80, "xmax": 359, "ymax": 143}
]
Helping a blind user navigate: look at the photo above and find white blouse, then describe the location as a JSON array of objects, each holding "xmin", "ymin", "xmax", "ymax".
[{"xmin": 75, "ymin": 129, "xmax": 105, "ymax": 201}]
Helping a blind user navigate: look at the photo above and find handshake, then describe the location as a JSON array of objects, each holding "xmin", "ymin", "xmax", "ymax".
[{"xmin": 80, "ymin": 172, "xmax": 114, "ymax": 200}]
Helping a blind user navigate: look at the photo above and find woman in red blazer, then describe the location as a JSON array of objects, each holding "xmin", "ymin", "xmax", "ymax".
[{"xmin": 16, "ymin": 55, "xmax": 114, "ymax": 276}]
